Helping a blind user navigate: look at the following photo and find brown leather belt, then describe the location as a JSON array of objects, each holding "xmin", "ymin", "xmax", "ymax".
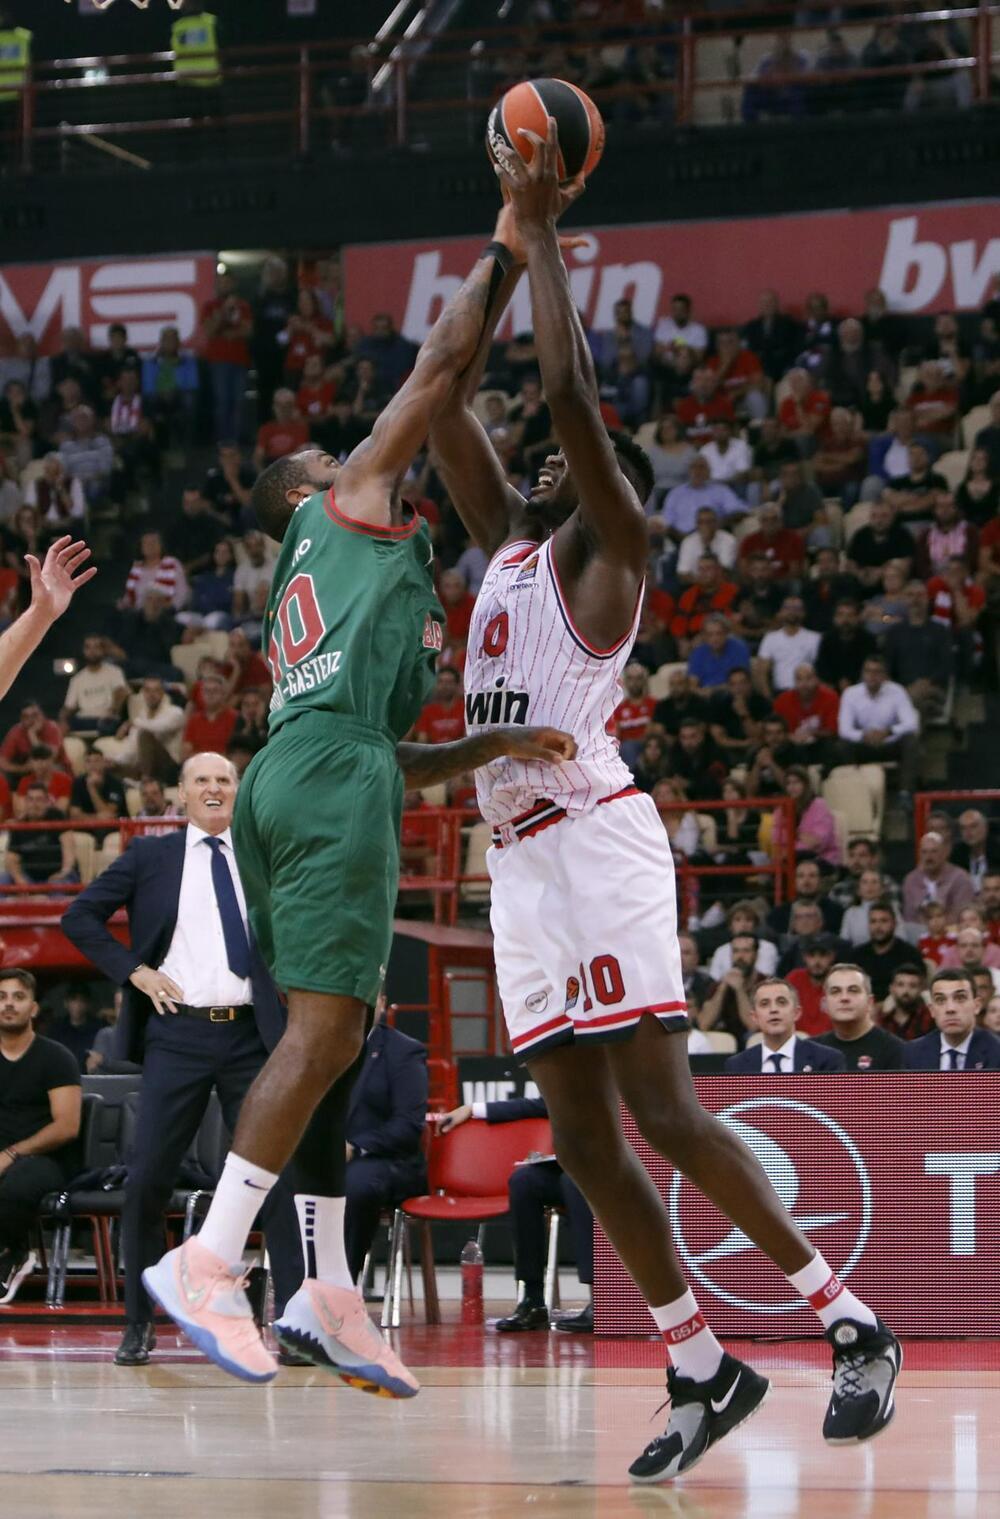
[{"xmin": 177, "ymin": 1003, "xmax": 254, "ymax": 1024}]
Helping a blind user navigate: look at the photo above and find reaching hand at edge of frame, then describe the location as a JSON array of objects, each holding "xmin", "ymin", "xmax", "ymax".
[{"xmin": 27, "ymin": 536, "xmax": 97, "ymax": 626}]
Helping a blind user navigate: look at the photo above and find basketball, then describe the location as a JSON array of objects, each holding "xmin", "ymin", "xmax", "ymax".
[{"xmin": 486, "ymin": 78, "xmax": 605, "ymax": 185}]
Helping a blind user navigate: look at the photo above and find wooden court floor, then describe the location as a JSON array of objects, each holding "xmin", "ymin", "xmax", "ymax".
[{"xmin": 0, "ymin": 1318, "xmax": 996, "ymax": 1518}]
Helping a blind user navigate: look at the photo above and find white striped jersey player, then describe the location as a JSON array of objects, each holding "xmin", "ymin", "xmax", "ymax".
[{"xmin": 464, "ymin": 534, "xmax": 689, "ymax": 1058}]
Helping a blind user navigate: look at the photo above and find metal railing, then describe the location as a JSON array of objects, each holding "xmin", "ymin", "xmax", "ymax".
[{"xmin": 4, "ymin": 4, "xmax": 998, "ymax": 173}]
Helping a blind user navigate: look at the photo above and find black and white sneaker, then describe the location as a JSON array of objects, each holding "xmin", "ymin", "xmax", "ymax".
[
  {"xmin": 823, "ymin": 1316, "xmax": 902, "ymax": 1444},
  {"xmin": 0, "ymin": 1248, "xmax": 37, "ymax": 1306},
  {"xmin": 628, "ymin": 1352, "xmax": 770, "ymax": 1484}
]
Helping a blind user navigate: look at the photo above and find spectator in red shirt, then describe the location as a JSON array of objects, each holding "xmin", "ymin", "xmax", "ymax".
[
  {"xmin": 0, "ymin": 772, "xmax": 10, "ymax": 822},
  {"xmin": 1, "ymin": 700, "xmax": 69, "ymax": 780},
  {"xmin": 787, "ymin": 935, "xmax": 837, "ymax": 1036},
  {"xmin": 181, "ymin": 672, "xmax": 237, "ymax": 761},
  {"xmin": 778, "ymin": 368, "xmax": 831, "ymax": 445},
  {"xmin": 253, "ymin": 389, "xmax": 310, "ymax": 471},
  {"xmin": 400, "ymin": 790, "xmax": 438, "ymax": 876},
  {"xmin": 199, "ymin": 271, "xmax": 254, "ymax": 443},
  {"xmin": 773, "ymin": 662, "xmax": 840, "ymax": 766},
  {"xmin": 670, "ymin": 555, "xmax": 739, "ymax": 649},
  {"xmin": 439, "ymin": 569, "xmax": 475, "ymax": 645},
  {"xmin": 905, "ymin": 359, "xmax": 959, "ymax": 439},
  {"xmin": 222, "ymin": 628, "xmax": 273, "ymax": 703},
  {"xmin": 612, "ymin": 662, "xmax": 656, "ymax": 764},
  {"xmin": 281, "ymin": 288, "xmax": 333, "ymax": 386},
  {"xmin": 737, "ymin": 501, "xmax": 805, "ymax": 581},
  {"xmin": 13, "ymin": 744, "xmax": 73, "ymax": 815},
  {"xmin": 296, "ymin": 352, "xmax": 337, "ymax": 423},
  {"xmin": 706, "ymin": 328, "xmax": 768, "ymax": 421},
  {"xmin": 414, "ymin": 667, "xmax": 465, "ymax": 744},
  {"xmin": 927, "ymin": 556, "xmax": 986, "ymax": 631},
  {"xmin": 812, "ymin": 407, "xmax": 867, "ymax": 501},
  {"xmin": 674, "ymin": 368, "xmax": 736, "ymax": 444},
  {"xmin": 981, "ymin": 875, "xmax": 1000, "ymax": 947}
]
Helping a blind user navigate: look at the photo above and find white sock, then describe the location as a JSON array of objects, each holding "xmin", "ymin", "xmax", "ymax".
[
  {"xmin": 196, "ymin": 1152, "xmax": 278, "ymax": 1266},
  {"xmin": 649, "ymin": 1289, "xmax": 725, "ymax": 1383},
  {"xmin": 786, "ymin": 1250, "xmax": 877, "ymax": 1331},
  {"xmin": 294, "ymin": 1194, "xmax": 354, "ymax": 1290}
]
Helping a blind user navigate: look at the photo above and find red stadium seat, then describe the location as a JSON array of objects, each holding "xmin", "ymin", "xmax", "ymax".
[{"xmin": 383, "ymin": 1116, "xmax": 553, "ymax": 1326}]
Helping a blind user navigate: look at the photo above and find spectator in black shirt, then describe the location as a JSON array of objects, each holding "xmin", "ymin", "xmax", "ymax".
[
  {"xmin": 632, "ymin": 734, "xmax": 670, "ymax": 793},
  {"xmin": 816, "ymin": 963, "xmax": 906, "ymax": 1070},
  {"xmin": 69, "ymin": 749, "xmax": 127, "ymax": 845},
  {"xmin": 97, "ymin": 323, "xmax": 141, "ymax": 401},
  {"xmin": 973, "ymin": 392, "xmax": 1000, "ymax": 474},
  {"xmin": 48, "ymin": 987, "xmax": 103, "ymax": 1073},
  {"xmin": 746, "ymin": 715, "xmax": 797, "ymax": 797},
  {"xmin": 252, "ymin": 257, "xmax": 296, "ymax": 424},
  {"xmin": 802, "ymin": 547, "xmax": 864, "ymax": 634},
  {"xmin": 0, "ymin": 969, "xmax": 82, "ymax": 1303},
  {"xmin": 883, "ymin": 580, "xmax": 954, "ymax": 723},
  {"xmin": 751, "ymin": 416, "xmax": 798, "ymax": 488},
  {"xmin": 742, "ymin": 291, "xmax": 802, "ymax": 382},
  {"xmin": 854, "ymin": 902, "xmax": 924, "ymax": 1004},
  {"xmin": 846, "ymin": 500, "xmax": 915, "ymax": 587},
  {"xmin": 668, "ymin": 717, "xmax": 729, "ymax": 801},
  {"xmin": 769, "ymin": 857, "xmax": 842, "ymax": 936},
  {"xmin": 49, "ymin": 327, "xmax": 99, "ymax": 407},
  {"xmin": 708, "ymin": 667, "xmax": 771, "ymax": 763},
  {"xmin": 678, "ymin": 932, "xmax": 716, "ymax": 1022},
  {"xmin": 732, "ymin": 554, "xmax": 785, "ymax": 647},
  {"xmin": 168, "ymin": 487, "xmax": 226, "ymax": 580},
  {"xmin": 231, "ymin": 688, "xmax": 270, "ymax": 756},
  {"xmin": 202, "ymin": 442, "xmax": 256, "ymax": 532},
  {"xmin": 107, "ymin": 591, "xmax": 184, "ymax": 685},
  {"xmin": 883, "ymin": 444, "xmax": 948, "ymax": 527},
  {"xmin": 1, "ymin": 784, "xmax": 78, "ymax": 887},
  {"xmin": 815, "ymin": 599, "xmax": 877, "ymax": 692},
  {"xmin": 651, "ymin": 669, "xmax": 709, "ymax": 742}
]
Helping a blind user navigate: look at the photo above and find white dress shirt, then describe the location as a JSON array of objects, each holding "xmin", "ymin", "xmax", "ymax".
[
  {"xmin": 760, "ymin": 1034, "xmax": 798, "ymax": 1072},
  {"xmin": 837, "ymin": 679, "xmax": 919, "ymax": 742},
  {"xmin": 939, "ymin": 1033, "xmax": 973, "ymax": 1070},
  {"xmin": 159, "ymin": 824, "xmax": 254, "ymax": 1008},
  {"xmin": 758, "ymin": 627, "xmax": 822, "ymax": 691},
  {"xmin": 677, "ymin": 528, "xmax": 737, "ymax": 578},
  {"xmin": 699, "ymin": 437, "xmax": 752, "ymax": 484}
]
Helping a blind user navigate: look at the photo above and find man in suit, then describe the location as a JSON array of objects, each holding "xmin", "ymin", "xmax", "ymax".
[
  {"xmin": 344, "ymin": 1004, "xmax": 427, "ymax": 1283},
  {"xmin": 440, "ymin": 1094, "xmax": 595, "ymax": 1333},
  {"xmin": 61, "ymin": 751, "xmax": 301, "ymax": 1366},
  {"xmin": 725, "ymin": 977, "xmax": 847, "ymax": 1073},
  {"xmin": 951, "ymin": 810, "xmax": 1000, "ymax": 893},
  {"xmin": 903, "ymin": 968, "xmax": 1000, "ymax": 1070}
]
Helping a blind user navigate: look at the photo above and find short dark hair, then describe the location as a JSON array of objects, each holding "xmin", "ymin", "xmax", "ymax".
[
  {"xmin": 0, "ymin": 968, "xmax": 36, "ymax": 996},
  {"xmin": 608, "ymin": 429, "xmax": 655, "ymax": 504},
  {"xmin": 930, "ymin": 967, "xmax": 979, "ymax": 997},
  {"xmin": 731, "ymin": 931, "xmax": 759, "ymax": 950},
  {"xmin": 870, "ymin": 899, "xmax": 896, "ymax": 920},
  {"xmin": 672, "ymin": 292, "xmax": 692, "ymax": 306},
  {"xmin": 24, "ymin": 782, "xmax": 48, "ymax": 796},
  {"xmin": 251, "ymin": 449, "xmax": 321, "ymax": 541},
  {"xmin": 29, "ymin": 744, "xmax": 54, "ymax": 761}
]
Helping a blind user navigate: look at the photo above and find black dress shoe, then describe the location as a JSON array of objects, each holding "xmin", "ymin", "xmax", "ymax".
[
  {"xmin": 115, "ymin": 1322, "xmax": 156, "ymax": 1365},
  {"xmin": 553, "ymin": 1302, "xmax": 593, "ymax": 1333},
  {"xmin": 495, "ymin": 1299, "xmax": 549, "ymax": 1332}
]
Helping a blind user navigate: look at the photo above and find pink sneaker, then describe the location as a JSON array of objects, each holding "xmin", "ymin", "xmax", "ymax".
[
  {"xmin": 142, "ymin": 1237, "xmax": 277, "ymax": 1384},
  {"xmin": 273, "ymin": 1280, "xmax": 420, "ymax": 1398}
]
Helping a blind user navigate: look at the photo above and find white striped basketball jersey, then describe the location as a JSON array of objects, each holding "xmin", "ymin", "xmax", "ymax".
[{"xmin": 464, "ymin": 536, "xmax": 641, "ymax": 826}]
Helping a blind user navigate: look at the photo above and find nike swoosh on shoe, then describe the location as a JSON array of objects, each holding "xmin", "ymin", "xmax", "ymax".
[{"xmin": 710, "ymin": 1373, "xmax": 741, "ymax": 1415}]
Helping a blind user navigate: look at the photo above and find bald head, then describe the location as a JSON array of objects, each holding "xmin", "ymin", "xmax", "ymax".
[{"xmin": 179, "ymin": 752, "xmax": 239, "ymax": 835}]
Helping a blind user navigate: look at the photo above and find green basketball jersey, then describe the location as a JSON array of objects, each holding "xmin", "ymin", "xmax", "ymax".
[{"xmin": 263, "ymin": 488, "xmax": 444, "ymax": 740}]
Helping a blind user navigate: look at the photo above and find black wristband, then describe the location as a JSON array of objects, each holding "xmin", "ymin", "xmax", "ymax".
[{"xmin": 482, "ymin": 239, "xmax": 515, "ymax": 275}]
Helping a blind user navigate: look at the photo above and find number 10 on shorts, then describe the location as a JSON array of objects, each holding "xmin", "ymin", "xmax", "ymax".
[{"xmin": 566, "ymin": 954, "xmax": 625, "ymax": 1012}]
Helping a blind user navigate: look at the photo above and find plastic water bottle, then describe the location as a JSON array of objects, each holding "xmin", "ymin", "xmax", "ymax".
[{"xmin": 460, "ymin": 1238, "xmax": 484, "ymax": 1324}]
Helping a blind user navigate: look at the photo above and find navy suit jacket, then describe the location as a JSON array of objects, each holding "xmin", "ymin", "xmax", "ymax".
[
  {"xmin": 902, "ymin": 1029, "xmax": 1000, "ymax": 1071},
  {"xmin": 485, "ymin": 1096, "xmax": 548, "ymax": 1122},
  {"xmin": 725, "ymin": 1039, "xmax": 846, "ymax": 1073},
  {"xmin": 347, "ymin": 1022, "xmax": 428, "ymax": 1164},
  {"xmin": 61, "ymin": 829, "xmax": 284, "ymax": 1065}
]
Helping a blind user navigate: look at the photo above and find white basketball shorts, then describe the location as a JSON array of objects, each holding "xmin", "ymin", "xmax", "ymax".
[{"xmin": 487, "ymin": 787, "xmax": 690, "ymax": 1058}]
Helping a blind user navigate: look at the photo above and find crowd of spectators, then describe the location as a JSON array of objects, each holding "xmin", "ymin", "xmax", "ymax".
[
  {"xmin": 1, "ymin": 241, "xmax": 1000, "ymax": 1058},
  {"xmin": 480, "ymin": 2, "xmax": 985, "ymax": 128}
]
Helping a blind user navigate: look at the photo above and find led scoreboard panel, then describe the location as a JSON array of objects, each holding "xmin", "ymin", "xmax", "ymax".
[{"xmin": 594, "ymin": 1075, "xmax": 1000, "ymax": 1337}]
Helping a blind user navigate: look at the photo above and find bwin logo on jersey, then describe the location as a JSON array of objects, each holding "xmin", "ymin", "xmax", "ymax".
[{"xmin": 466, "ymin": 678, "xmax": 530, "ymax": 727}]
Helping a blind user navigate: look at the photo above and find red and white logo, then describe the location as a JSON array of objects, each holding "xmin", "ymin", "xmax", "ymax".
[
  {"xmin": 670, "ymin": 1097, "xmax": 872, "ymax": 1315},
  {"xmin": 0, "ymin": 253, "xmax": 216, "ymax": 354}
]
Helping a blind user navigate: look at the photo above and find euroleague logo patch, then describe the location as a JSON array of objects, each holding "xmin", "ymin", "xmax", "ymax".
[
  {"xmin": 564, "ymin": 976, "xmax": 581, "ymax": 1012},
  {"xmin": 670, "ymin": 1097, "xmax": 872, "ymax": 1314}
]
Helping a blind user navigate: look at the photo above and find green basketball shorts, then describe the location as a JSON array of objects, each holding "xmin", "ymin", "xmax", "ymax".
[{"xmin": 233, "ymin": 710, "xmax": 402, "ymax": 1004}]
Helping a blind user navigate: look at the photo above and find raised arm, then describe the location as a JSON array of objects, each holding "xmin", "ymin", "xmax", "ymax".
[
  {"xmin": 499, "ymin": 121, "xmax": 647, "ymax": 572},
  {"xmin": 0, "ymin": 537, "xmax": 96, "ymax": 703},
  {"xmin": 336, "ymin": 210, "xmax": 524, "ymax": 506}
]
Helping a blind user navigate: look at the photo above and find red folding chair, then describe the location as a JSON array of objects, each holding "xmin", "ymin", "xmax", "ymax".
[{"xmin": 383, "ymin": 1116, "xmax": 552, "ymax": 1327}]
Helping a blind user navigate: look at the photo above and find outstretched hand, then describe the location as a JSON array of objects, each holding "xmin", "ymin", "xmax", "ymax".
[
  {"xmin": 492, "ymin": 119, "xmax": 583, "ymax": 261},
  {"xmin": 27, "ymin": 536, "xmax": 97, "ymax": 625},
  {"xmin": 495, "ymin": 726, "xmax": 577, "ymax": 764}
]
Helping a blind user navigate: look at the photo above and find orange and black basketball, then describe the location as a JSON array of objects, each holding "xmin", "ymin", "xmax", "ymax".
[{"xmin": 486, "ymin": 78, "xmax": 605, "ymax": 185}]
